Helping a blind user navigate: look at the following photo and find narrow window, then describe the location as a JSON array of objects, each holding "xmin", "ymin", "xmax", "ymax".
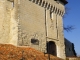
[
  {"xmin": 7, "ymin": 0, "xmax": 14, "ymax": 7},
  {"xmin": 50, "ymin": 11, "xmax": 53, "ymax": 20},
  {"xmin": 12, "ymin": 1, "xmax": 14, "ymax": 7}
]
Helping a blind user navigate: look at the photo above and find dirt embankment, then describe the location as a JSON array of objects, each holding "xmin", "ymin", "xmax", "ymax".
[{"xmin": 0, "ymin": 44, "xmax": 63, "ymax": 60}]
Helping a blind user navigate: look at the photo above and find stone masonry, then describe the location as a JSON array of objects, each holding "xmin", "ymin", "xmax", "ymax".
[{"xmin": 0, "ymin": 0, "xmax": 68, "ymax": 59}]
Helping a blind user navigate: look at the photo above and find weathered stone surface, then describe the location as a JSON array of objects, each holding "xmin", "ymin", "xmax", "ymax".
[{"xmin": 0, "ymin": 0, "xmax": 75, "ymax": 59}]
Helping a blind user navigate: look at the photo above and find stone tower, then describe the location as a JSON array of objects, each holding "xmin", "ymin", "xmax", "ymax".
[{"xmin": 0, "ymin": 0, "xmax": 68, "ymax": 59}]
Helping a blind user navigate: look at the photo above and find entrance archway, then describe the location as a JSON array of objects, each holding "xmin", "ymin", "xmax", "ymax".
[{"xmin": 47, "ymin": 41, "xmax": 57, "ymax": 56}]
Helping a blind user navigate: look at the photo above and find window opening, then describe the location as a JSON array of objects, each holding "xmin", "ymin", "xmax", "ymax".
[
  {"xmin": 31, "ymin": 38, "xmax": 39, "ymax": 45},
  {"xmin": 12, "ymin": 1, "xmax": 14, "ymax": 7},
  {"xmin": 50, "ymin": 11, "xmax": 53, "ymax": 20},
  {"xmin": 7, "ymin": 0, "xmax": 14, "ymax": 7}
]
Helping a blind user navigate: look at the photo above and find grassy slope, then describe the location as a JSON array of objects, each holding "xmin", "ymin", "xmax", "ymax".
[{"xmin": 0, "ymin": 44, "xmax": 63, "ymax": 60}]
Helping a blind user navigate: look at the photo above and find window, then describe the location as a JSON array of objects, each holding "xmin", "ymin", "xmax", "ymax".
[
  {"xmin": 12, "ymin": 1, "xmax": 14, "ymax": 7},
  {"xmin": 8, "ymin": 0, "xmax": 14, "ymax": 7},
  {"xmin": 50, "ymin": 11, "xmax": 53, "ymax": 20},
  {"xmin": 31, "ymin": 38, "xmax": 39, "ymax": 45}
]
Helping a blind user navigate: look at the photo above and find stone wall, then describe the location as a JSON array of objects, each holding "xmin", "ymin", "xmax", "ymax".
[
  {"xmin": 0, "ymin": 0, "xmax": 67, "ymax": 59},
  {"xmin": 18, "ymin": 0, "xmax": 66, "ymax": 59},
  {"xmin": 0, "ymin": 0, "xmax": 19, "ymax": 45},
  {"xmin": 65, "ymin": 38, "xmax": 76, "ymax": 57},
  {"xmin": 18, "ymin": 0, "xmax": 46, "ymax": 52},
  {"xmin": 0, "ymin": 0, "xmax": 12, "ymax": 43}
]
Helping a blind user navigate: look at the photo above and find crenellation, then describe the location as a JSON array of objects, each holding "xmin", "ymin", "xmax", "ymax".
[
  {"xmin": 42, "ymin": 1, "xmax": 45, "ymax": 7},
  {"xmin": 35, "ymin": 0, "xmax": 38, "ymax": 4},
  {"xmin": 57, "ymin": 9, "xmax": 59, "ymax": 15},
  {"xmin": 39, "ymin": 0, "xmax": 42, "ymax": 5},
  {"xmin": 44, "ymin": 1, "xmax": 48, "ymax": 8},
  {"xmin": 28, "ymin": 0, "xmax": 64, "ymax": 16},
  {"xmin": 50, "ymin": 5, "xmax": 53, "ymax": 11},
  {"xmin": 61, "ymin": 11, "xmax": 64, "ymax": 16},
  {"xmin": 58, "ymin": 9, "xmax": 61, "ymax": 15},
  {"xmin": 47, "ymin": 3, "xmax": 50, "ymax": 9}
]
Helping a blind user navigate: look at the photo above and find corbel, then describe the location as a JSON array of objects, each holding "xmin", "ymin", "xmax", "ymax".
[
  {"xmin": 39, "ymin": 0, "xmax": 42, "ymax": 5},
  {"xmin": 42, "ymin": 1, "xmax": 45, "ymax": 7}
]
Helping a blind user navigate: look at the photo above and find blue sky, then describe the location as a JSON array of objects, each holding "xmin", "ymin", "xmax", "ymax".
[{"xmin": 64, "ymin": 0, "xmax": 80, "ymax": 55}]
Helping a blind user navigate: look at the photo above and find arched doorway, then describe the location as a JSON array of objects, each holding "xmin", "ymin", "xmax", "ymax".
[{"xmin": 47, "ymin": 41, "xmax": 57, "ymax": 56}]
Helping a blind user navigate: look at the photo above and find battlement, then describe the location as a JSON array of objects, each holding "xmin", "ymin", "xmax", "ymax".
[{"xmin": 29, "ymin": 0, "xmax": 66, "ymax": 16}]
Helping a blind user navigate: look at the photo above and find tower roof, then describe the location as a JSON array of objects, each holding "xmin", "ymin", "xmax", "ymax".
[{"xmin": 60, "ymin": 0, "xmax": 68, "ymax": 5}]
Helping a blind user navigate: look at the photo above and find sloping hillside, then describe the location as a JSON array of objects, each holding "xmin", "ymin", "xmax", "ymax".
[{"xmin": 0, "ymin": 44, "xmax": 63, "ymax": 60}]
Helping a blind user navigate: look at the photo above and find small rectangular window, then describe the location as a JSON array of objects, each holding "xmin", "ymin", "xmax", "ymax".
[{"xmin": 31, "ymin": 38, "xmax": 39, "ymax": 45}]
